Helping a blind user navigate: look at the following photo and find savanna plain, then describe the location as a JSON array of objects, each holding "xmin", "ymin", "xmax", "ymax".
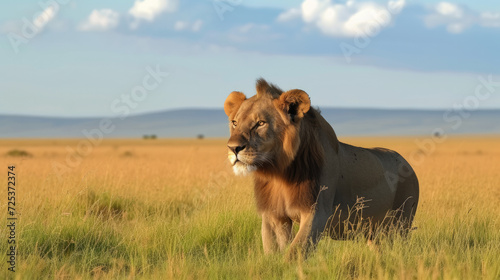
[{"xmin": 0, "ymin": 137, "xmax": 499, "ymax": 279}]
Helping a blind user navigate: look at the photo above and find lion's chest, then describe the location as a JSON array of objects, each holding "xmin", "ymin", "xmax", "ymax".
[{"xmin": 254, "ymin": 179, "xmax": 310, "ymax": 222}]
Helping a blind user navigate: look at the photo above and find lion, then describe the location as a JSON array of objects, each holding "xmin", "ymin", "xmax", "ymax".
[{"xmin": 224, "ymin": 79, "xmax": 419, "ymax": 257}]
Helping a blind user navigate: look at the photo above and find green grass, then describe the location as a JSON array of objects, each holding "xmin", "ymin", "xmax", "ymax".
[{"xmin": 3, "ymin": 184, "xmax": 498, "ymax": 279}]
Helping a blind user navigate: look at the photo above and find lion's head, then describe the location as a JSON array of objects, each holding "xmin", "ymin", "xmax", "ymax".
[{"xmin": 224, "ymin": 79, "xmax": 312, "ymax": 176}]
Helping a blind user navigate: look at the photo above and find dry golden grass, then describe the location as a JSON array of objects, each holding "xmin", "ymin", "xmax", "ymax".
[{"xmin": 0, "ymin": 136, "xmax": 499, "ymax": 279}]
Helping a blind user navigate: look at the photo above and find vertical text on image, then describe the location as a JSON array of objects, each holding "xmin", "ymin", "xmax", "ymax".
[{"xmin": 7, "ymin": 165, "xmax": 17, "ymax": 273}]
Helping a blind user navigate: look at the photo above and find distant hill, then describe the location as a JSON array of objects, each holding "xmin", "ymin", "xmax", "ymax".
[{"xmin": 0, "ymin": 108, "xmax": 499, "ymax": 138}]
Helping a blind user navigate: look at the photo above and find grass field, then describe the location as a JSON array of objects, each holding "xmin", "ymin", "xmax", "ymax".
[{"xmin": 0, "ymin": 137, "xmax": 499, "ymax": 279}]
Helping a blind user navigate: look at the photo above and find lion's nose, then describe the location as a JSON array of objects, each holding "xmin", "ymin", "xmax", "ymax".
[{"xmin": 228, "ymin": 144, "xmax": 246, "ymax": 155}]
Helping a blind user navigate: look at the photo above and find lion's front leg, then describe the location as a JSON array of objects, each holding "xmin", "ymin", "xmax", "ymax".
[
  {"xmin": 286, "ymin": 184, "xmax": 337, "ymax": 259},
  {"xmin": 261, "ymin": 214, "xmax": 293, "ymax": 254},
  {"xmin": 286, "ymin": 211, "xmax": 313, "ymax": 259},
  {"xmin": 274, "ymin": 217, "xmax": 293, "ymax": 251},
  {"xmin": 286, "ymin": 209, "xmax": 331, "ymax": 260},
  {"xmin": 261, "ymin": 215, "xmax": 277, "ymax": 254}
]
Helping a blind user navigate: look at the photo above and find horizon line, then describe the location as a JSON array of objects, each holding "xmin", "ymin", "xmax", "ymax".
[{"xmin": 2, "ymin": 106, "xmax": 500, "ymax": 119}]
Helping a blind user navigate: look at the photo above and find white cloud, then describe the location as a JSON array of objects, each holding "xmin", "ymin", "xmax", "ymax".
[
  {"xmin": 129, "ymin": 0, "xmax": 178, "ymax": 24},
  {"xmin": 481, "ymin": 12, "xmax": 500, "ymax": 27},
  {"xmin": 435, "ymin": 2, "xmax": 463, "ymax": 18},
  {"xmin": 192, "ymin": 20, "xmax": 203, "ymax": 32},
  {"xmin": 78, "ymin": 9, "xmax": 120, "ymax": 31},
  {"xmin": 174, "ymin": 21, "xmax": 188, "ymax": 31},
  {"xmin": 33, "ymin": 6, "xmax": 57, "ymax": 31},
  {"xmin": 278, "ymin": 0, "xmax": 405, "ymax": 37},
  {"xmin": 277, "ymin": 8, "xmax": 301, "ymax": 22},
  {"xmin": 0, "ymin": 5, "xmax": 59, "ymax": 38},
  {"xmin": 424, "ymin": 2, "xmax": 500, "ymax": 34},
  {"xmin": 174, "ymin": 20, "xmax": 203, "ymax": 32},
  {"xmin": 424, "ymin": 2, "xmax": 470, "ymax": 33}
]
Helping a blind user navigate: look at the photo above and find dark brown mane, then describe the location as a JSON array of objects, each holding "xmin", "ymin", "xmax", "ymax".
[
  {"xmin": 254, "ymin": 108, "xmax": 325, "ymax": 212},
  {"xmin": 283, "ymin": 108, "xmax": 325, "ymax": 209},
  {"xmin": 285, "ymin": 109, "xmax": 324, "ymax": 181},
  {"xmin": 256, "ymin": 78, "xmax": 283, "ymax": 99}
]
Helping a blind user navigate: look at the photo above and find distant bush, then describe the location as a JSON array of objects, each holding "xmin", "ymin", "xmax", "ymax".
[
  {"xmin": 197, "ymin": 134, "xmax": 204, "ymax": 140},
  {"xmin": 150, "ymin": 134, "xmax": 157, "ymax": 139},
  {"xmin": 121, "ymin": 151, "xmax": 134, "ymax": 157},
  {"xmin": 6, "ymin": 149, "xmax": 32, "ymax": 157},
  {"xmin": 143, "ymin": 134, "xmax": 157, "ymax": 140}
]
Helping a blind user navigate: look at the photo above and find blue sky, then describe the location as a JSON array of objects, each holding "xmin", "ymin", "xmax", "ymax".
[{"xmin": 1, "ymin": 0, "xmax": 500, "ymax": 117}]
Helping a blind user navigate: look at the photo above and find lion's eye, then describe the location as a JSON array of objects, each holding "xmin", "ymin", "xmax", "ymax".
[
  {"xmin": 258, "ymin": 121, "xmax": 266, "ymax": 127},
  {"xmin": 232, "ymin": 120, "xmax": 237, "ymax": 127}
]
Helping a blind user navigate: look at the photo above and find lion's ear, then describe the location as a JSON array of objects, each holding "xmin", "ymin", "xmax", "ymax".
[
  {"xmin": 224, "ymin": 91, "xmax": 246, "ymax": 117},
  {"xmin": 277, "ymin": 89, "xmax": 311, "ymax": 122}
]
